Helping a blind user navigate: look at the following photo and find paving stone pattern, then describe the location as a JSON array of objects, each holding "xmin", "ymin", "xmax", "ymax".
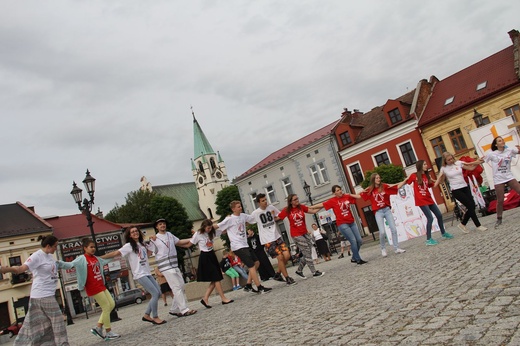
[{"xmin": 7, "ymin": 209, "xmax": 520, "ymax": 345}]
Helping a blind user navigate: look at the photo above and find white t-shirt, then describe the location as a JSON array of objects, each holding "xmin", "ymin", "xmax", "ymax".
[
  {"xmin": 251, "ymin": 205, "xmax": 281, "ymax": 245},
  {"xmin": 119, "ymin": 243, "xmax": 152, "ymax": 280},
  {"xmin": 312, "ymin": 229, "xmax": 324, "ymax": 241},
  {"xmin": 218, "ymin": 213, "xmax": 256, "ymax": 251},
  {"xmin": 440, "ymin": 161, "xmax": 468, "ymax": 190},
  {"xmin": 484, "ymin": 147, "xmax": 518, "ymax": 184},
  {"xmin": 150, "ymin": 232, "xmax": 180, "ymax": 272},
  {"xmin": 24, "ymin": 249, "xmax": 59, "ymax": 298},
  {"xmin": 190, "ymin": 229, "xmax": 223, "ymax": 252}
]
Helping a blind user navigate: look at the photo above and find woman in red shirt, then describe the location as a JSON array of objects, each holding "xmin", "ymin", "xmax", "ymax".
[
  {"xmin": 278, "ymin": 194, "xmax": 325, "ymax": 279},
  {"xmin": 399, "ymin": 160, "xmax": 454, "ymax": 246}
]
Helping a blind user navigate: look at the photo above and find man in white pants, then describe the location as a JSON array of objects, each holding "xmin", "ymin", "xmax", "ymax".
[{"xmin": 150, "ymin": 219, "xmax": 196, "ymax": 317}]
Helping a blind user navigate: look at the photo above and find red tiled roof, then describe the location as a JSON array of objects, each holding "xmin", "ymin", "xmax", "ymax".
[
  {"xmin": 46, "ymin": 213, "xmax": 123, "ymax": 240},
  {"xmin": 418, "ymin": 46, "xmax": 518, "ymax": 127},
  {"xmin": 234, "ymin": 120, "xmax": 340, "ymax": 180}
]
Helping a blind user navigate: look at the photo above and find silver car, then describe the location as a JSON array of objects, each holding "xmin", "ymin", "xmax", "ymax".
[{"xmin": 115, "ymin": 288, "xmax": 147, "ymax": 307}]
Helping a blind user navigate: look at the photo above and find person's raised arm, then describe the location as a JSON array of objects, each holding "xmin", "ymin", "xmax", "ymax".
[
  {"xmin": 461, "ymin": 158, "xmax": 484, "ymax": 171},
  {"xmin": 0, "ymin": 264, "xmax": 29, "ymax": 275},
  {"xmin": 176, "ymin": 238, "xmax": 193, "ymax": 248},
  {"xmin": 101, "ymin": 250, "xmax": 121, "ymax": 260}
]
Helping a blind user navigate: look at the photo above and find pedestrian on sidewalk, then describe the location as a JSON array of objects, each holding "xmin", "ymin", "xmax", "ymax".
[
  {"xmin": 312, "ymin": 186, "xmax": 367, "ymax": 265},
  {"xmin": 181, "ymin": 219, "xmax": 234, "ymax": 309},
  {"xmin": 434, "ymin": 152, "xmax": 488, "ymax": 232},
  {"xmin": 102, "ymin": 226, "xmax": 168, "ymax": 325},
  {"xmin": 311, "ymin": 223, "xmax": 331, "ymax": 261},
  {"xmin": 0, "ymin": 236, "xmax": 71, "ymax": 345},
  {"xmin": 59, "ymin": 238, "xmax": 120, "ymax": 341},
  {"xmin": 400, "ymin": 160, "xmax": 454, "ymax": 246},
  {"xmin": 483, "ymin": 136, "xmax": 520, "ymax": 228},
  {"xmin": 337, "ymin": 235, "xmax": 351, "ymax": 259},
  {"xmin": 361, "ymin": 173, "xmax": 406, "ymax": 257}
]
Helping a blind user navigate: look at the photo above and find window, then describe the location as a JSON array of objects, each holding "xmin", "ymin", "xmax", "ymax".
[
  {"xmin": 476, "ymin": 81, "xmax": 487, "ymax": 91},
  {"xmin": 309, "ymin": 162, "xmax": 329, "ymax": 185},
  {"xmin": 399, "ymin": 142, "xmax": 417, "ymax": 166},
  {"xmin": 374, "ymin": 152, "xmax": 390, "ymax": 166},
  {"xmin": 339, "ymin": 131, "xmax": 352, "ymax": 146},
  {"xmin": 349, "ymin": 164, "xmax": 364, "ymax": 186},
  {"xmin": 388, "ymin": 108, "xmax": 402, "ymax": 124},
  {"xmin": 444, "ymin": 96, "xmax": 454, "ymax": 105},
  {"xmin": 449, "ymin": 128, "xmax": 467, "ymax": 152},
  {"xmin": 281, "ymin": 178, "xmax": 294, "ymax": 197},
  {"xmin": 430, "ymin": 136, "xmax": 446, "ymax": 158},
  {"xmin": 249, "ymin": 193, "xmax": 258, "ymax": 209},
  {"xmin": 265, "ymin": 185, "xmax": 278, "ymax": 204},
  {"xmin": 505, "ymin": 104, "xmax": 520, "ymax": 121}
]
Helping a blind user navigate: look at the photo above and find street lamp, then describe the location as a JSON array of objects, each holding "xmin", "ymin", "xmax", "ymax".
[
  {"xmin": 303, "ymin": 181, "xmax": 319, "ymax": 226},
  {"xmin": 70, "ymin": 170, "xmax": 121, "ymax": 322},
  {"xmin": 473, "ymin": 109, "xmax": 484, "ymax": 128}
]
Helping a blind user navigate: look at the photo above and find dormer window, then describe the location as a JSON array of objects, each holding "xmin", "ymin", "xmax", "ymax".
[
  {"xmin": 444, "ymin": 96, "xmax": 454, "ymax": 105},
  {"xmin": 388, "ymin": 108, "xmax": 402, "ymax": 124},
  {"xmin": 476, "ymin": 81, "xmax": 487, "ymax": 91},
  {"xmin": 339, "ymin": 131, "xmax": 352, "ymax": 146}
]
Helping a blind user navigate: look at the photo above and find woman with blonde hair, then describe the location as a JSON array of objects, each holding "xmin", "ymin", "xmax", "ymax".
[{"xmin": 434, "ymin": 152, "xmax": 487, "ymax": 232}]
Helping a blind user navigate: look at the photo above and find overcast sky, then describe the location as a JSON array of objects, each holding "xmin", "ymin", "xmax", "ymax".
[{"xmin": 1, "ymin": 0, "xmax": 518, "ymax": 218}]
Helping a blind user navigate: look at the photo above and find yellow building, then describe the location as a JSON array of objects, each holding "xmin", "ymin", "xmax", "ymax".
[
  {"xmin": 0, "ymin": 202, "xmax": 54, "ymax": 328},
  {"xmin": 418, "ymin": 29, "xmax": 520, "ymax": 210}
]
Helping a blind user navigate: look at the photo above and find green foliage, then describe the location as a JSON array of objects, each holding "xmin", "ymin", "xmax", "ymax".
[
  {"xmin": 105, "ymin": 189, "xmax": 157, "ymax": 223},
  {"xmin": 215, "ymin": 185, "xmax": 242, "ymax": 250},
  {"xmin": 360, "ymin": 164, "xmax": 406, "ymax": 188},
  {"xmin": 215, "ymin": 185, "xmax": 241, "ymax": 221},
  {"xmin": 149, "ymin": 195, "xmax": 193, "ymax": 240}
]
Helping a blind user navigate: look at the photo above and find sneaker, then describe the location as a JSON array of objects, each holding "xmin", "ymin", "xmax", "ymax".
[
  {"xmin": 243, "ymin": 284, "xmax": 253, "ymax": 292},
  {"xmin": 91, "ymin": 327, "xmax": 104, "ymax": 340},
  {"xmin": 286, "ymin": 276, "xmax": 297, "ymax": 285},
  {"xmin": 313, "ymin": 270, "xmax": 325, "ymax": 277},
  {"xmin": 232, "ymin": 286, "xmax": 238, "ymax": 291},
  {"xmin": 457, "ymin": 223, "xmax": 469, "ymax": 234},
  {"xmin": 350, "ymin": 259, "xmax": 357, "ymax": 263},
  {"xmin": 381, "ymin": 249, "xmax": 387, "ymax": 257},
  {"xmin": 273, "ymin": 273, "xmax": 285, "ymax": 282},
  {"xmin": 104, "ymin": 331, "xmax": 121, "ymax": 341},
  {"xmin": 495, "ymin": 219, "xmax": 502, "ymax": 228},
  {"xmin": 338, "ymin": 253, "xmax": 344, "ymax": 259},
  {"xmin": 442, "ymin": 232, "xmax": 454, "ymax": 239},
  {"xmin": 257, "ymin": 285, "xmax": 272, "ymax": 294},
  {"xmin": 236, "ymin": 285, "xmax": 242, "ymax": 290},
  {"xmin": 476, "ymin": 226, "xmax": 488, "ymax": 231},
  {"xmin": 356, "ymin": 259, "xmax": 367, "ymax": 265},
  {"xmin": 425, "ymin": 239, "xmax": 439, "ymax": 246},
  {"xmin": 295, "ymin": 271, "xmax": 307, "ymax": 279},
  {"xmin": 395, "ymin": 248, "xmax": 406, "ymax": 254}
]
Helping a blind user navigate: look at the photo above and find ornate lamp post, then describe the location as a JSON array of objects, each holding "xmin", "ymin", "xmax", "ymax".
[
  {"xmin": 70, "ymin": 170, "xmax": 121, "ymax": 322},
  {"xmin": 303, "ymin": 181, "xmax": 319, "ymax": 226},
  {"xmin": 473, "ymin": 109, "xmax": 484, "ymax": 128}
]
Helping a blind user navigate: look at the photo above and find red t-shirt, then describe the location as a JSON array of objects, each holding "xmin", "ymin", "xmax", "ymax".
[
  {"xmin": 322, "ymin": 194, "xmax": 357, "ymax": 225},
  {"xmin": 84, "ymin": 254, "xmax": 106, "ymax": 297},
  {"xmin": 405, "ymin": 173, "xmax": 434, "ymax": 206},
  {"xmin": 278, "ymin": 204, "xmax": 310, "ymax": 237},
  {"xmin": 360, "ymin": 184, "xmax": 398, "ymax": 213}
]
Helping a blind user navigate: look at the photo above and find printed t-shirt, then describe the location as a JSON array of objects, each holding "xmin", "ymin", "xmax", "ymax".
[
  {"xmin": 440, "ymin": 161, "xmax": 467, "ymax": 190},
  {"xmin": 484, "ymin": 148, "xmax": 518, "ymax": 184},
  {"xmin": 251, "ymin": 205, "xmax": 281, "ymax": 245},
  {"xmin": 322, "ymin": 194, "xmax": 357, "ymax": 225},
  {"xmin": 360, "ymin": 184, "xmax": 398, "ymax": 213},
  {"xmin": 119, "ymin": 243, "xmax": 151, "ymax": 280},
  {"xmin": 405, "ymin": 173, "xmax": 434, "ymax": 206},
  {"xmin": 218, "ymin": 213, "xmax": 256, "ymax": 251},
  {"xmin": 84, "ymin": 254, "xmax": 106, "ymax": 296},
  {"xmin": 24, "ymin": 249, "xmax": 59, "ymax": 298},
  {"xmin": 278, "ymin": 204, "xmax": 310, "ymax": 237},
  {"xmin": 190, "ymin": 228, "xmax": 223, "ymax": 252}
]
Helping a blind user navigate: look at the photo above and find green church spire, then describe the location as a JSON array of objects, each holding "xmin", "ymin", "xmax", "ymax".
[{"xmin": 192, "ymin": 107, "xmax": 215, "ymax": 160}]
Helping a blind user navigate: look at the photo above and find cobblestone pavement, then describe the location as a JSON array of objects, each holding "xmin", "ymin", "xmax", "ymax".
[{"xmin": 6, "ymin": 209, "xmax": 520, "ymax": 345}]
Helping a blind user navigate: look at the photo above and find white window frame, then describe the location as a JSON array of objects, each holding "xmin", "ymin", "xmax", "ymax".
[
  {"xmin": 265, "ymin": 185, "xmax": 278, "ymax": 204},
  {"xmin": 372, "ymin": 150, "xmax": 391, "ymax": 167},
  {"xmin": 348, "ymin": 161, "xmax": 364, "ymax": 186},
  {"xmin": 281, "ymin": 177, "xmax": 293, "ymax": 197},
  {"xmin": 396, "ymin": 140, "xmax": 418, "ymax": 167},
  {"xmin": 309, "ymin": 161, "xmax": 329, "ymax": 186}
]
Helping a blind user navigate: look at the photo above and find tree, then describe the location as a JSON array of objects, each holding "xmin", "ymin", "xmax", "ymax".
[
  {"xmin": 105, "ymin": 189, "xmax": 157, "ymax": 223},
  {"xmin": 214, "ymin": 185, "xmax": 242, "ymax": 249},
  {"xmin": 215, "ymin": 185, "xmax": 241, "ymax": 221},
  {"xmin": 360, "ymin": 164, "xmax": 406, "ymax": 188}
]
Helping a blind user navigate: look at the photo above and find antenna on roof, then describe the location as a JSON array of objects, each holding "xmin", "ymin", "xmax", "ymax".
[{"xmin": 191, "ymin": 105, "xmax": 196, "ymax": 121}]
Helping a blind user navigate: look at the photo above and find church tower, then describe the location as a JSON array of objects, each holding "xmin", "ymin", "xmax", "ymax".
[{"xmin": 192, "ymin": 109, "xmax": 229, "ymax": 220}]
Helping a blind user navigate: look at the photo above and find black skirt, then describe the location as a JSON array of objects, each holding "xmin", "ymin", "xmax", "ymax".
[
  {"xmin": 315, "ymin": 239, "xmax": 330, "ymax": 256},
  {"xmin": 197, "ymin": 251, "xmax": 224, "ymax": 282}
]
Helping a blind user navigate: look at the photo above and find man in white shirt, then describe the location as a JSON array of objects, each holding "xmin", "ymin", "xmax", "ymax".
[
  {"xmin": 150, "ymin": 219, "xmax": 196, "ymax": 317},
  {"xmin": 251, "ymin": 194, "xmax": 296, "ymax": 285},
  {"xmin": 217, "ymin": 201, "xmax": 272, "ymax": 294}
]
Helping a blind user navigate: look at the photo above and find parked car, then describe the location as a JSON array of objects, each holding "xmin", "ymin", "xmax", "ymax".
[
  {"xmin": 0, "ymin": 322, "xmax": 21, "ymax": 338},
  {"xmin": 115, "ymin": 288, "xmax": 147, "ymax": 308}
]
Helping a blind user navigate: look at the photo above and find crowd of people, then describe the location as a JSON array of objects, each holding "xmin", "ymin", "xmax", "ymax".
[{"xmin": 1, "ymin": 136, "xmax": 516, "ymax": 345}]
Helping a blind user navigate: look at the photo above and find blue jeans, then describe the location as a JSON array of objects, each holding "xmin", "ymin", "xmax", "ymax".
[
  {"xmin": 419, "ymin": 204, "xmax": 446, "ymax": 240},
  {"xmin": 137, "ymin": 275, "xmax": 162, "ymax": 318},
  {"xmin": 375, "ymin": 207, "xmax": 399, "ymax": 250},
  {"xmin": 338, "ymin": 222, "xmax": 363, "ymax": 261},
  {"xmin": 233, "ymin": 265, "xmax": 249, "ymax": 280}
]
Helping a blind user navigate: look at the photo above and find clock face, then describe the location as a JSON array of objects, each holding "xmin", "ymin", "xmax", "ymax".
[
  {"xmin": 216, "ymin": 172, "xmax": 222, "ymax": 179},
  {"xmin": 198, "ymin": 177, "xmax": 204, "ymax": 184}
]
